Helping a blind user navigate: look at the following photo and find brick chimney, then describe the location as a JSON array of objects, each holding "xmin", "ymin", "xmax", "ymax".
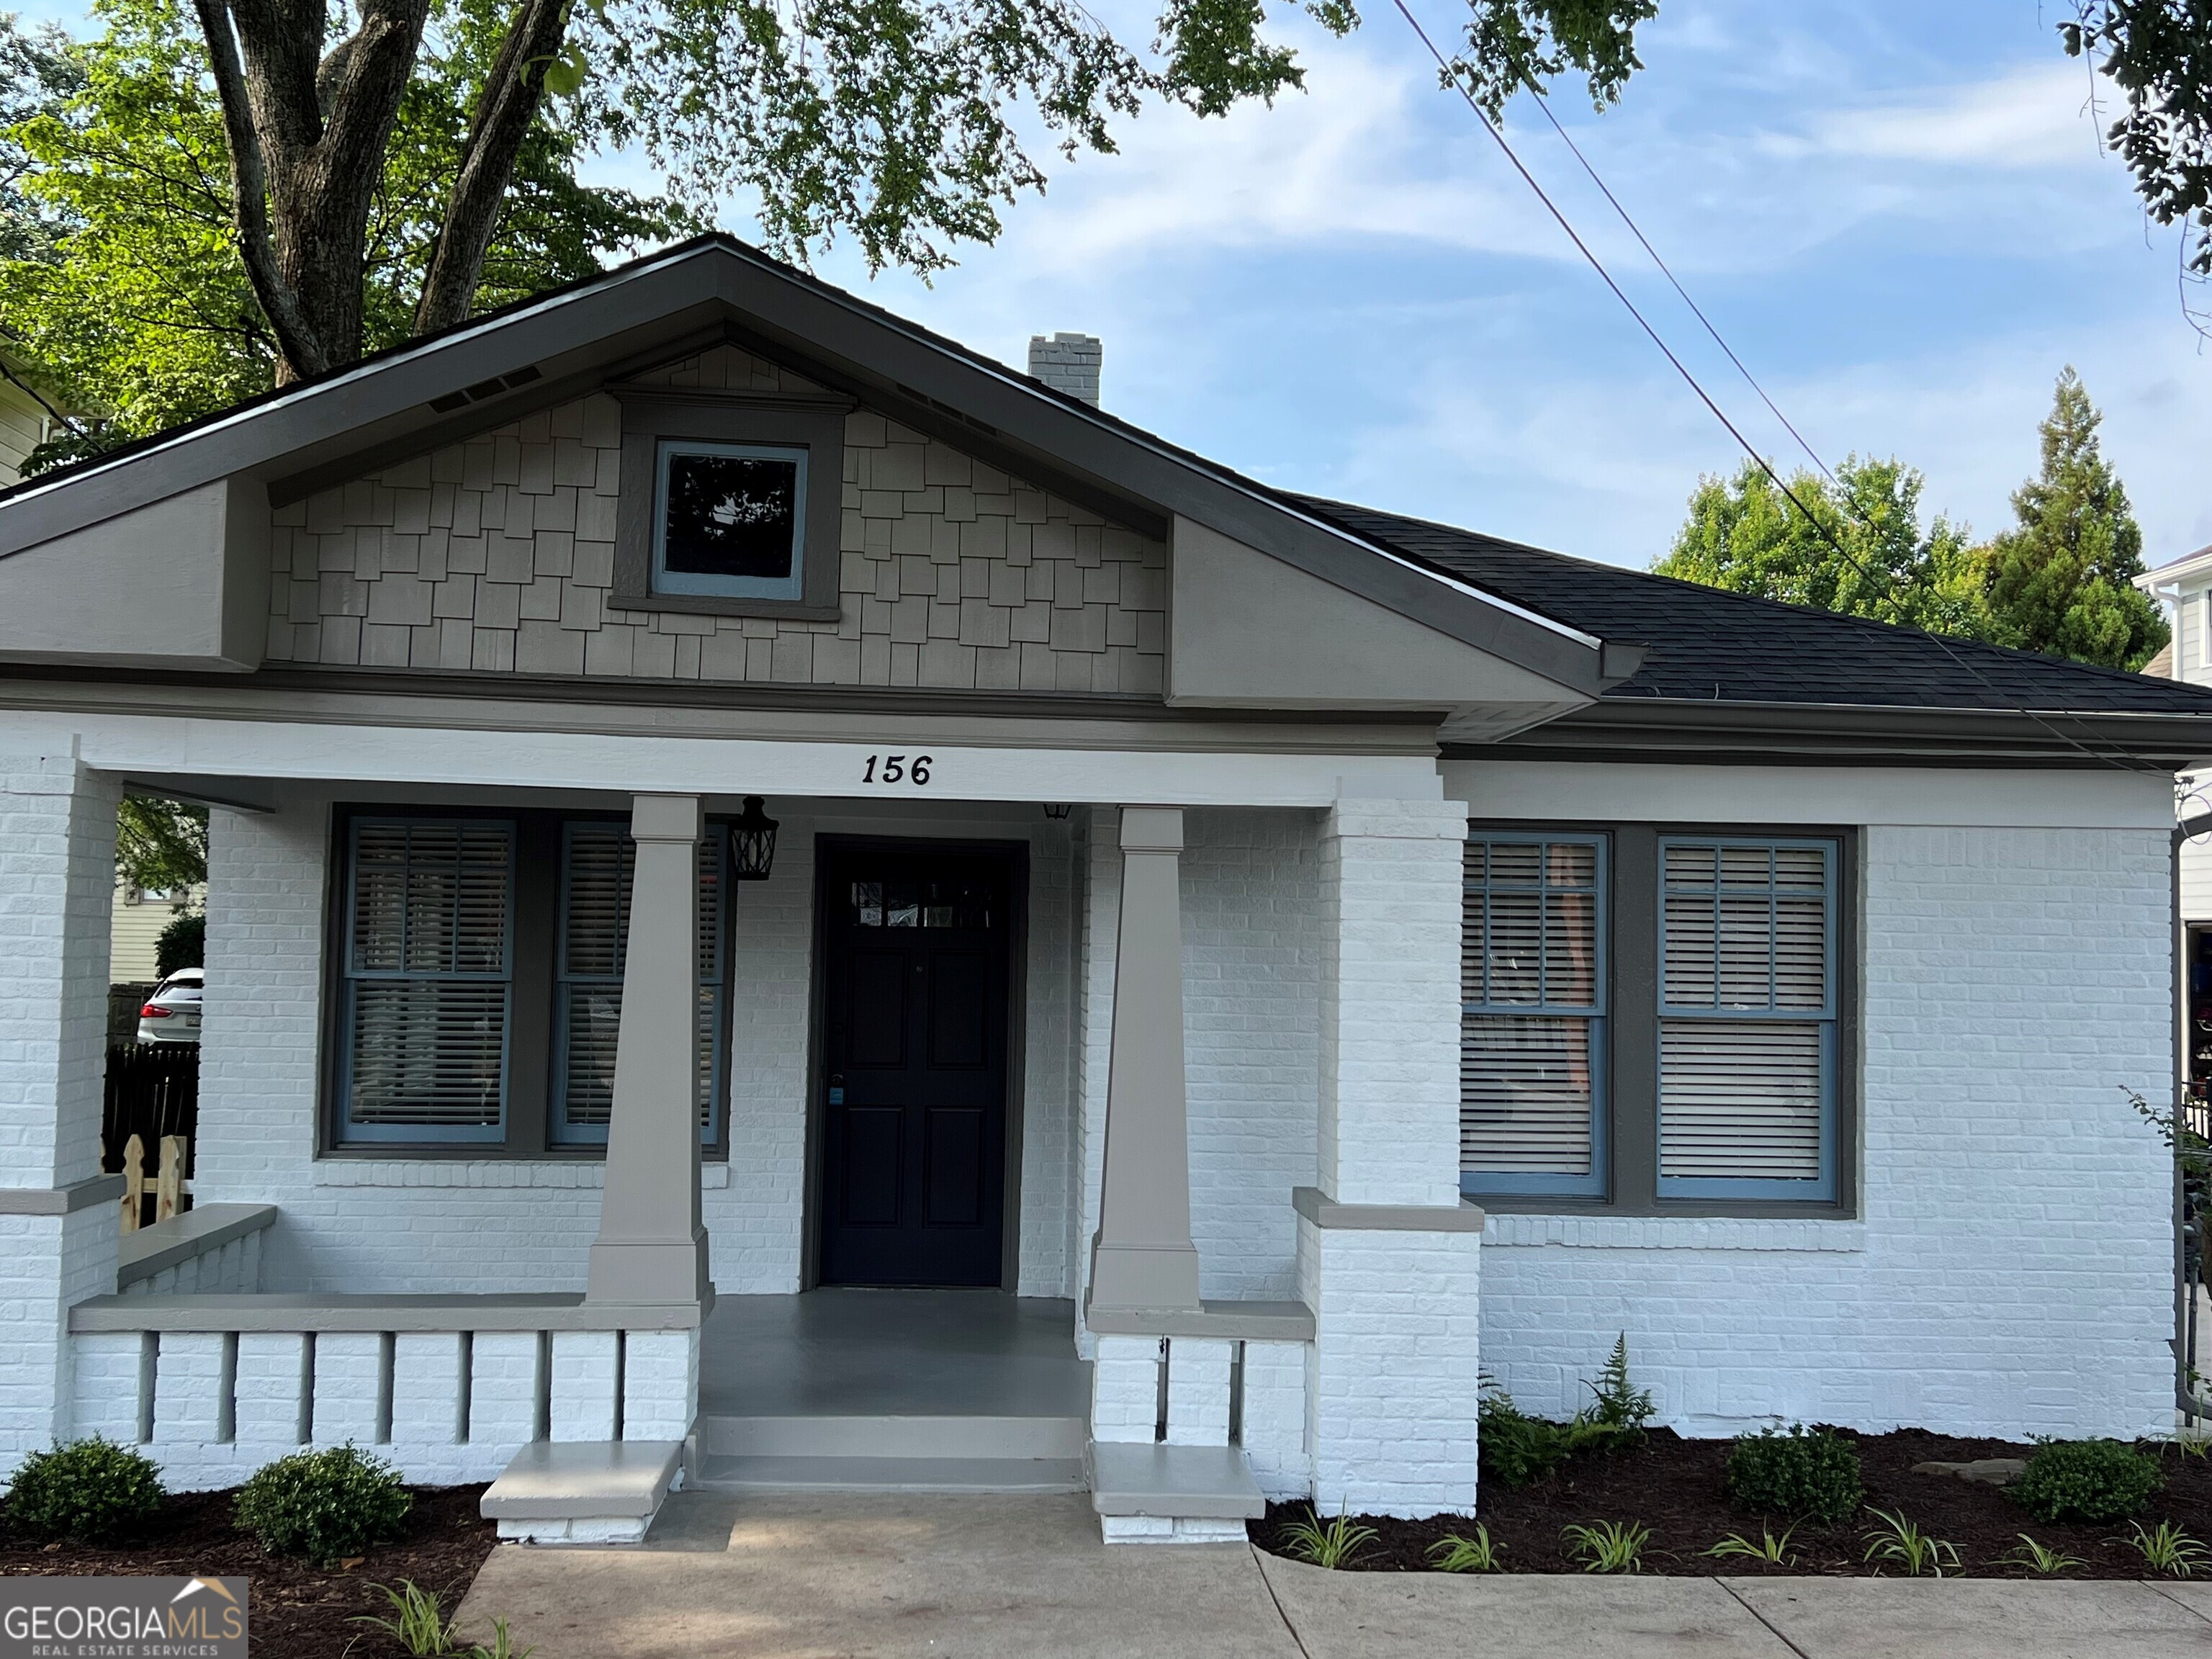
[{"xmin": 1027, "ymin": 333, "xmax": 1102, "ymax": 406}]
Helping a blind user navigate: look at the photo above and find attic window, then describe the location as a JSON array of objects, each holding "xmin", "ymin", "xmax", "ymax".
[{"xmin": 651, "ymin": 441, "xmax": 807, "ymax": 601}]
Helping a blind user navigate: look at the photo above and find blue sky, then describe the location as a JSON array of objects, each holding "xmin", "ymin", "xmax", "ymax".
[{"xmin": 22, "ymin": 0, "xmax": 2206, "ymax": 569}]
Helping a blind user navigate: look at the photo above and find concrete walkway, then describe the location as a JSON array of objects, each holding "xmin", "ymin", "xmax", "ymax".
[{"xmin": 457, "ymin": 1491, "xmax": 2212, "ymax": 1658}]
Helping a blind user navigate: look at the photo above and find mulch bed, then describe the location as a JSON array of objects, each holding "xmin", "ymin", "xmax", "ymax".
[
  {"xmin": 1251, "ymin": 1429, "xmax": 2212, "ymax": 1577},
  {"xmin": 0, "ymin": 1483, "xmax": 497, "ymax": 1658}
]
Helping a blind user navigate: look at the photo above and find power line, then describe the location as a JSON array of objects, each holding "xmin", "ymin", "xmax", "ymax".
[{"xmin": 1385, "ymin": 0, "xmax": 2163, "ymax": 776}]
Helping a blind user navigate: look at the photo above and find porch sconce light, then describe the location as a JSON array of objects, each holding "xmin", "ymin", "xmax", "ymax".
[
  {"xmin": 1042, "ymin": 803, "xmax": 1073, "ymax": 821},
  {"xmin": 731, "ymin": 796, "xmax": 781, "ymax": 880}
]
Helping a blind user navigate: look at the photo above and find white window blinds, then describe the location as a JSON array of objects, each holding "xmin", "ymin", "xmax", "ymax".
[
  {"xmin": 1658, "ymin": 840, "xmax": 1835, "ymax": 1193},
  {"xmin": 1461, "ymin": 836, "xmax": 1606, "ymax": 1195},
  {"xmin": 552, "ymin": 821, "xmax": 729, "ymax": 1144},
  {"xmin": 343, "ymin": 819, "xmax": 514, "ymax": 1138}
]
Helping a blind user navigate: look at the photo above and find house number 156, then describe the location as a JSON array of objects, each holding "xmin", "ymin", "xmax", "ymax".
[{"xmin": 862, "ymin": 754, "xmax": 933, "ymax": 786}]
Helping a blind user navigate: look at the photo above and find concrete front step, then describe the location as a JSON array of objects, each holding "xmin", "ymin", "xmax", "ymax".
[
  {"xmin": 481, "ymin": 1439, "xmax": 684, "ymax": 1545},
  {"xmin": 694, "ymin": 1453, "xmax": 1087, "ymax": 1493},
  {"xmin": 1089, "ymin": 1441, "xmax": 1265, "ymax": 1545},
  {"xmin": 697, "ymin": 1411, "xmax": 1087, "ymax": 1461}
]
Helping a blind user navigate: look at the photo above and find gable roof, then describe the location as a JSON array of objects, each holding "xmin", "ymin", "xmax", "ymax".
[{"xmin": 0, "ymin": 234, "xmax": 1610, "ymax": 699}]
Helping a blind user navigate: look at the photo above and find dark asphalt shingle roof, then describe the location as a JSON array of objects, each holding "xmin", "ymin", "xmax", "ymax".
[{"xmin": 1292, "ymin": 495, "xmax": 2212, "ymax": 716}]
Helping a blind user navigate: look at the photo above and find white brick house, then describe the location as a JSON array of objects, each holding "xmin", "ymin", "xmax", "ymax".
[{"xmin": 1, "ymin": 238, "xmax": 2205, "ymax": 1542}]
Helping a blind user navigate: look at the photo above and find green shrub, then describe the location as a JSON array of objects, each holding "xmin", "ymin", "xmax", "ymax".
[
  {"xmin": 4, "ymin": 1437, "xmax": 166, "ymax": 1542},
  {"xmin": 1725, "ymin": 1424, "xmax": 1863, "ymax": 1524},
  {"xmin": 233, "ymin": 1444, "xmax": 412, "ymax": 1564},
  {"xmin": 155, "ymin": 912, "xmax": 204, "ymax": 978},
  {"xmin": 2011, "ymin": 1439, "xmax": 2164, "ymax": 1524}
]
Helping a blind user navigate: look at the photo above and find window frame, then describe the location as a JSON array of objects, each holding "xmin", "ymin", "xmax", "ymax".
[
  {"xmin": 1462, "ymin": 819, "xmax": 1857, "ymax": 1219},
  {"xmin": 320, "ymin": 802, "xmax": 736, "ymax": 1160},
  {"xmin": 649, "ymin": 440, "xmax": 810, "ymax": 602},
  {"xmin": 611, "ymin": 390, "xmax": 848, "ymax": 622},
  {"xmin": 1460, "ymin": 830, "xmax": 1611, "ymax": 1200},
  {"xmin": 1653, "ymin": 834, "xmax": 1840, "ymax": 1204}
]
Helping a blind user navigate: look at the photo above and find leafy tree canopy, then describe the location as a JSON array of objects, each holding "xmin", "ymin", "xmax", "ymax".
[
  {"xmin": 2062, "ymin": 1, "xmax": 2212, "ymax": 276},
  {"xmin": 0, "ymin": 0, "xmax": 693, "ymax": 464},
  {"xmin": 1653, "ymin": 455, "xmax": 1988, "ymax": 639},
  {"xmin": 1979, "ymin": 367, "xmax": 2167, "ymax": 671},
  {"xmin": 116, "ymin": 795, "xmax": 207, "ymax": 896},
  {"xmin": 1653, "ymin": 371, "xmax": 2170, "ymax": 674}
]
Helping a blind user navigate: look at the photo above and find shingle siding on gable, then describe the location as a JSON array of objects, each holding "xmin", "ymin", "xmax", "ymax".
[{"xmin": 262, "ymin": 344, "xmax": 1168, "ymax": 694}]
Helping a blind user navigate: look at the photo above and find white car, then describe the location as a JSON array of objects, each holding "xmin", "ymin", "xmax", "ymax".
[{"xmin": 137, "ymin": 968, "xmax": 202, "ymax": 1045}]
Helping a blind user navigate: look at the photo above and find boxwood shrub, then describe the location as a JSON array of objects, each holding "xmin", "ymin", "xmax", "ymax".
[
  {"xmin": 1725, "ymin": 1424, "xmax": 1863, "ymax": 1524},
  {"xmin": 233, "ymin": 1444, "xmax": 412, "ymax": 1564},
  {"xmin": 5, "ymin": 1437, "xmax": 167, "ymax": 1542},
  {"xmin": 2011, "ymin": 1439, "xmax": 2164, "ymax": 1524}
]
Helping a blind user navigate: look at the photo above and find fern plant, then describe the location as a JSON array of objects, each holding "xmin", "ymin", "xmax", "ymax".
[
  {"xmin": 1585, "ymin": 1335, "xmax": 1655, "ymax": 1436},
  {"xmin": 1429, "ymin": 1527, "xmax": 1504, "ymax": 1573},
  {"xmin": 1278, "ymin": 1508, "xmax": 1375, "ymax": 1570}
]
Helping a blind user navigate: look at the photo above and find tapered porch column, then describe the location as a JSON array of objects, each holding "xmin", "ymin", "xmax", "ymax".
[
  {"xmin": 1088, "ymin": 806, "xmax": 1202, "ymax": 1314},
  {"xmin": 586, "ymin": 793, "xmax": 709, "ymax": 1307}
]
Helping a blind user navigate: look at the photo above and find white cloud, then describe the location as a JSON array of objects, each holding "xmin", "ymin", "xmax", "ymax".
[{"xmin": 1804, "ymin": 59, "xmax": 2112, "ymax": 170}]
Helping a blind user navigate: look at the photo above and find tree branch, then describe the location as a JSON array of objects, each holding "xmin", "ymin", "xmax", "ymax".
[
  {"xmin": 191, "ymin": 0, "xmax": 328, "ymax": 377},
  {"xmin": 413, "ymin": 0, "xmax": 567, "ymax": 333}
]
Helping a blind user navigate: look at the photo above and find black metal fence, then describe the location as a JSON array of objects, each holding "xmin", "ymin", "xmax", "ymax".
[{"xmin": 102, "ymin": 1043, "xmax": 199, "ymax": 1182}]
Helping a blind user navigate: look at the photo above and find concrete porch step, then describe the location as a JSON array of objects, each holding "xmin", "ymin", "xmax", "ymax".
[
  {"xmin": 693, "ymin": 1453, "xmax": 1087, "ymax": 1493},
  {"xmin": 697, "ymin": 1411, "xmax": 1087, "ymax": 1461},
  {"xmin": 1088, "ymin": 1441, "xmax": 1265, "ymax": 1545},
  {"xmin": 481, "ymin": 1439, "xmax": 684, "ymax": 1545}
]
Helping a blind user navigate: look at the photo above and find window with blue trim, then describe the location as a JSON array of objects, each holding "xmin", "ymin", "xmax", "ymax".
[
  {"xmin": 1461, "ymin": 835, "xmax": 1608, "ymax": 1197},
  {"xmin": 552, "ymin": 820, "xmax": 729, "ymax": 1146},
  {"xmin": 1657, "ymin": 838, "xmax": 1837, "ymax": 1201},
  {"xmin": 340, "ymin": 817, "xmax": 515, "ymax": 1143}
]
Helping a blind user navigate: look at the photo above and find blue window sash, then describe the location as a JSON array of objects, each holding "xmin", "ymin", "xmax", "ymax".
[
  {"xmin": 336, "ymin": 817, "xmax": 515, "ymax": 1146},
  {"xmin": 1460, "ymin": 831, "xmax": 1609, "ymax": 1200},
  {"xmin": 1654, "ymin": 835, "xmax": 1838, "ymax": 1202},
  {"xmin": 650, "ymin": 440, "xmax": 809, "ymax": 601}
]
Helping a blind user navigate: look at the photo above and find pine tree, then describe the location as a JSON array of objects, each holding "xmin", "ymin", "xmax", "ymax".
[{"xmin": 1977, "ymin": 368, "xmax": 2167, "ymax": 670}]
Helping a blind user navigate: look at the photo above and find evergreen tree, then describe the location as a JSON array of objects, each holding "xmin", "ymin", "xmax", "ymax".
[{"xmin": 1978, "ymin": 367, "xmax": 2167, "ymax": 671}]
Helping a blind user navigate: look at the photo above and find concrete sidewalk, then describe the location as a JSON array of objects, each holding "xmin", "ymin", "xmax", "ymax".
[{"xmin": 455, "ymin": 1491, "xmax": 2212, "ymax": 1658}]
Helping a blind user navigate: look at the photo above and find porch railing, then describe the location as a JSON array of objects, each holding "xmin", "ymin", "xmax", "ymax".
[{"xmin": 67, "ymin": 1295, "xmax": 702, "ymax": 1491}]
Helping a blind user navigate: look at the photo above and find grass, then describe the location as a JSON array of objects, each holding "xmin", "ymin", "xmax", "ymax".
[
  {"xmin": 1861, "ymin": 1509, "xmax": 1960, "ymax": 1578},
  {"xmin": 1560, "ymin": 1520, "xmax": 1653, "ymax": 1574}
]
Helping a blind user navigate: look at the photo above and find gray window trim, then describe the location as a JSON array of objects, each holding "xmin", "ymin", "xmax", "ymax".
[
  {"xmin": 611, "ymin": 389, "xmax": 848, "ymax": 621},
  {"xmin": 319, "ymin": 801, "xmax": 733, "ymax": 1161},
  {"xmin": 1465, "ymin": 819, "xmax": 1859, "ymax": 1220}
]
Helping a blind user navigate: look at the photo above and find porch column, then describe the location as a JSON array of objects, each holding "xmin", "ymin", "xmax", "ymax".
[
  {"xmin": 1301, "ymin": 797, "xmax": 1482, "ymax": 1517},
  {"xmin": 586, "ymin": 793, "xmax": 709, "ymax": 1307},
  {"xmin": 1087, "ymin": 806, "xmax": 1202, "ymax": 1314},
  {"xmin": 0, "ymin": 747, "xmax": 123, "ymax": 1477}
]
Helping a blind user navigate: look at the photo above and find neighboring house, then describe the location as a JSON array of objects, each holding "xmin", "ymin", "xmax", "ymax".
[
  {"xmin": 2135, "ymin": 549, "xmax": 2212, "ymax": 1112},
  {"xmin": 0, "ymin": 350, "xmax": 63, "ymax": 484},
  {"xmin": 110, "ymin": 880, "xmax": 204, "ymax": 984},
  {"xmin": 3, "ymin": 238, "xmax": 2209, "ymax": 1543}
]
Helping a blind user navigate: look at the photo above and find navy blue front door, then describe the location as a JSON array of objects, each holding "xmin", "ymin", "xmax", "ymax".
[{"xmin": 817, "ymin": 845, "xmax": 1012, "ymax": 1286}]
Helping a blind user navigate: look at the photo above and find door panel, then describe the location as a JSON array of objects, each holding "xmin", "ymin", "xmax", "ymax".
[{"xmin": 818, "ymin": 845, "xmax": 1015, "ymax": 1286}]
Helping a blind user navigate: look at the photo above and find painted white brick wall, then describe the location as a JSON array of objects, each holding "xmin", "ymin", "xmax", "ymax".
[
  {"xmin": 622, "ymin": 1330, "xmax": 699, "ymax": 1443},
  {"xmin": 1241, "ymin": 1339, "xmax": 1310, "ymax": 1500},
  {"xmin": 1300, "ymin": 1216, "xmax": 1481, "ymax": 1517},
  {"xmin": 197, "ymin": 794, "xmax": 1078, "ymax": 1300},
  {"xmin": 0, "ymin": 750, "xmax": 122, "ymax": 1480},
  {"xmin": 311, "ymin": 1332, "xmax": 384, "ymax": 1445},
  {"xmin": 1481, "ymin": 823, "xmax": 2176, "ymax": 1442},
  {"xmin": 549, "ymin": 1331, "xmax": 617, "ymax": 1442},
  {"xmin": 1164, "ymin": 1336, "xmax": 1232, "ymax": 1445},
  {"xmin": 1089, "ymin": 1335, "xmax": 1161, "ymax": 1443}
]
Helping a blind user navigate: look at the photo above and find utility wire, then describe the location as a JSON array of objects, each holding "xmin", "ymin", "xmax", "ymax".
[{"xmin": 1385, "ymin": 0, "xmax": 2162, "ymax": 775}]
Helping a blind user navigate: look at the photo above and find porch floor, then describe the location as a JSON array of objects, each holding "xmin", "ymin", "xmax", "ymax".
[
  {"xmin": 692, "ymin": 1290, "xmax": 1091, "ymax": 1493},
  {"xmin": 698, "ymin": 1290, "xmax": 1088, "ymax": 1418}
]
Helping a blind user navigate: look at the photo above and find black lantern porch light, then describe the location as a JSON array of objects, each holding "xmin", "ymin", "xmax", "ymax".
[{"xmin": 731, "ymin": 796, "xmax": 780, "ymax": 881}]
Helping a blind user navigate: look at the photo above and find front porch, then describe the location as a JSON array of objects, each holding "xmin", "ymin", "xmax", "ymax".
[{"xmin": 7, "ymin": 748, "xmax": 1485, "ymax": 1540}]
